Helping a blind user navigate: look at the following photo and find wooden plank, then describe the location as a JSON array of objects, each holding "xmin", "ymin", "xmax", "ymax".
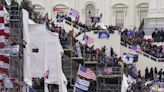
[
  {"xmin": 71, "ymin": 57, "xmax": 83, "ymax": 60},
  {"xmin": 64, "ymin": 48, "xmax": 71, "ymax": 52},
  {"xmin": 97, "ymin": 74, "xmax": 122, "ymax": 78},
  {"xmin": 84, "ymin": 61, "xmax": 98, "ymax": 64}
]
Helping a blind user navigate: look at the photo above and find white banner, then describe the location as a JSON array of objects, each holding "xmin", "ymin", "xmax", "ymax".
[{"xmin": 121, "ymin": 74, "xmax": 128, "ymax": 92}]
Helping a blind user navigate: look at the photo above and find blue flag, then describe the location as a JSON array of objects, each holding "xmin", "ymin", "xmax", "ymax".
[
  {"xmin": 74, "ymin": 87, "xmax": 86, "ymax": 92},
  {"xmin": 75, "ymin": 77, "xmax": 90, "ymax": 91},
  {"xmin": 127, "ymin": 66, "xmax": 138, "ymax": 79},
  {"xmin": 29, "ymin": 87, "xmax": 36, "ymax": 92},
  {"xmin": 98, "ymin": 31, "xmax": 110, "ymax": 39}
]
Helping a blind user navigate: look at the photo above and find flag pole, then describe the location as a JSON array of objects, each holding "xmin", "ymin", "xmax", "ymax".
[{"xmin": 73, "ymin": 64, "xmax": 81, "ymax": 92}]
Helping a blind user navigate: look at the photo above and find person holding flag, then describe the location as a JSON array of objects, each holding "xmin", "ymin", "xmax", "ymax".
[{"xmin": 73, "ymin": 64, "xmax": 96, "ymax": 92}]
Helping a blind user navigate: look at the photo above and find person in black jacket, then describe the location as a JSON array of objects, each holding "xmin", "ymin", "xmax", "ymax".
[
  {"xmin": 150, "ymin": 67, "xmax": 154, "ymax": 80},
  {"xmin": 152, "ymin": 28, "xmax": 159, "ymax": 42},
  {"xmin": 158, "ymin": 69, "xmax": 163, "ymax": 81},
  {"xmin": 145, "ymin": 67, "xmax": 149, "ymax": 80},
  {"xmin": 154, "ymin": 67, "xmax": 158, "ymax": 75}
]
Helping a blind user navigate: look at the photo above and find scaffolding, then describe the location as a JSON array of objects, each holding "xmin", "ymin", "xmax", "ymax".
[
  {"xmin": 6, "ymin": 4, "xmax": 23, "ymax": 92},
  {"xmin": 96, "ymin": 66, "xmax": 123, "ymax": 92},
  {"xmin": 60, "ymin": 30, "xmax": 123, "ymax": 92}
]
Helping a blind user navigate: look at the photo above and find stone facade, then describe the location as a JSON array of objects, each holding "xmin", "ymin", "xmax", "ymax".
[{"xmin": 17, "ymin": 0, "xmax": 150, "ymax": 29}]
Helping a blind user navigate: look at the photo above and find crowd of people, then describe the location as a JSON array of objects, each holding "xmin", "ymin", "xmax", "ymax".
[
  {"xmin": 46, "ymin": 20, "xmax": 124, "ymax": 76},
  {"xmin": 65, "ymin": 15, "xmax": 119, "ymax": 33},
  {"xmin": 45, "ymin": 17, "xmax": 143, "ymax": 77},
  {"xmin": 44, "ymin": 16, "xmax": 164, "ymax": 91},
  {"xmin": 60, "ymin": 30, "xmax": 122, "ymax": 68},
  {"xmin": 145, "ymin": 67, "xmax": 164, "ymax": 82},
  {"xmin": 121, "ymin": 28, "xmax": 164, "ymax": 58},
  {"xmin": 65, "ymin": 16, "xmax": 91, "ymax": 31},
  {"xmin": 152, "ymin": 28, "xmax": 164, "ymax": 42}
]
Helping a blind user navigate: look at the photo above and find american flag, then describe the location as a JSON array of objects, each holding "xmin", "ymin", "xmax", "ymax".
[
  {"xmin": 77, "ymin": 64, "xmax": 96, "ymax": 80},
  {"xmin": 104, "ymin": 67, "xmax": 113, "ymax": 75},
  {"xmin": 82, "ymin": 32, "xmax": 94, "ymax": 44},
  {"xmin": 85, "ymin": 36, "xmax": 94, "ymax": 44}
]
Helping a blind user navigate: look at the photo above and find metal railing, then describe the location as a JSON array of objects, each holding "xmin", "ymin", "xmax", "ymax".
[
  {"xmin": 121, "ymin": 41, "xmax": 164, "ymax": 62},
  {"xmin": 84, "ymin": 54, "xmax": 98, "ymax": 61},
  {"xmin": 97, "ymin": 67, "xmax": 123, "ymax": 76},
  {"xmin": 65, "ymin": 20, "xmax": 86, "ymax": 32}
]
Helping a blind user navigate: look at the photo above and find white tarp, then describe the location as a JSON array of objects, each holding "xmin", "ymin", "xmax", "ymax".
[
  {"xmin": 23, "ymin": 9, "xmax": 32, "ymax": 86},
  {"xmin": 23, "ymin": 9, "xmax": 67, "ymax": 92},
  {"xmin": 121, "ymin": 74, "xmax": 129, "ymax": 92},
  {"xmin": 28, "ymin": 24, "xmax": 45, "ymax": 77},
  {"xmin": 28, "ymin": 19, "xmax": 36, "ymax": 24}
]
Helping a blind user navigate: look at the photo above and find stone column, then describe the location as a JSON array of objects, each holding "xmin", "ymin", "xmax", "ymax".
[{"xmin": 149, "ymin": 0, "xmax": 164, "ymax": 18}]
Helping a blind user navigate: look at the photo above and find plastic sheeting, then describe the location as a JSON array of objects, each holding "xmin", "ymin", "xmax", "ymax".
[{"xmin": 23, "ymin": 9, "xmax": 67, "ymax": 92}]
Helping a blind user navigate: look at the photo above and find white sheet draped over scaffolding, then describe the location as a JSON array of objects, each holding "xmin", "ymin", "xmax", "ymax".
[{"xmin": 23, "ymin": 9, "xmax": 67, "ymax": 92}]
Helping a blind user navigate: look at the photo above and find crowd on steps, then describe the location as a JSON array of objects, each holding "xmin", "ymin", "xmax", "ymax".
[
  {"xmin": 145, "ymin": 67, "xmax": 164, "ymax": 82},
  {"xmin": 43, "ymin": 17, "xmax": 164, "ymax": 92},
  {"xmin": 121, "ymin": 28, "xmax": 164, "ymax": 58},
  {"xmin": 152, "ymin": 28, "xmax": 164, "ymax": 42}
]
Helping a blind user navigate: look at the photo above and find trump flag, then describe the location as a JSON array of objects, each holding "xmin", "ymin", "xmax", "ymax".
[{"xmin": 98, "ymin": 31, "xmax": 110, "ymax": 39}]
